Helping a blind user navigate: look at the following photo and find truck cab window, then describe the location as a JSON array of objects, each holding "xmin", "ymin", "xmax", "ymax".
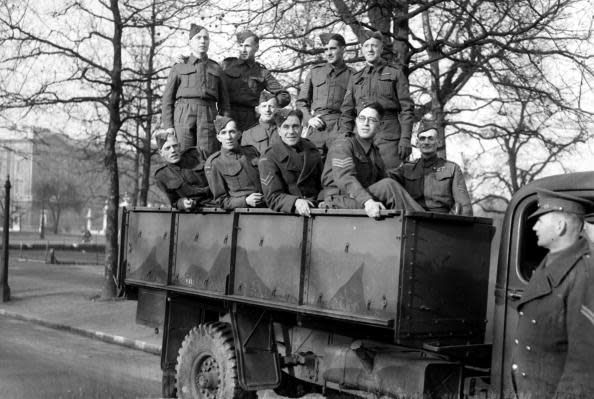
[{"xmin": 516, "ymin": 197, "xmax": 547, "ymax": 282}]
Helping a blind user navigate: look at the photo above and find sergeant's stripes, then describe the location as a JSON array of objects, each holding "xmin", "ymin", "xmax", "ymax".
[
  {"xmin": 580, "ymin": 305, "xmax": 594, "ymax": 327},
  {"xmin": 260, "ymin": 172, "xmax": 273, "ymax": 186},
  {"xmin": 332, "ymin": 157, "xmax": 354, "ymax": 168}
]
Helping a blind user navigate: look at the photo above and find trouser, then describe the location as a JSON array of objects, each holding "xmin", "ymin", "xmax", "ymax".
[
  {"xmin": 374, "ymin": 115, "xmax": 404, "ymax": 170},
  {"xmin": 231, "ymin": 104, "xmax": 258, "ymax": 132},
  {"xmin": 173, "ymin": 98, "xmax": 219, "ymax": 155},
  {"xmin": 305, "ymin": 113, "xmax": 342, "ymax": 160},
  {"xmin": 324, "ymin": 178, "xmax": 424, "ymax": 212}
]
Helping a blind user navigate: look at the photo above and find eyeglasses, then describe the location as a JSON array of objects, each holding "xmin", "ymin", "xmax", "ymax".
[{"xmin": 356, "ymin": 116, "xmax": 380, "ymax": 124}]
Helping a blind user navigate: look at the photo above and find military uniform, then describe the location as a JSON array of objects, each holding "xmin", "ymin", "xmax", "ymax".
[
  {"xmin": 391, "ymin": 155, "xmax": 473, "ymax": 215},
  {"xmin": 296, "ymin": 62, "xmax": 353, "ymax": 153},
  {"xmin": 321, "ymin": 135, "xmax": 423, "ymax": 211},
  {"xmin": 339, "ymin": 59, "xmax": 414, "ymax": 169},
  {"xmin": 223, "ymin": 58, "xmax": 291, "ymax": 130},
  {"xmin": 204, "ymin": 146, "xmax": 262, "ymax": 210},
  {"xmin": 512, "ymin": 237, "xmax": 594, "ymax": 399},
  {"xmin": 161, "ymin": 55, "xmax": 230, "ymax": 154},
  {"xmin": 258, "ymin": 139, "xmax": 323, "ymax": 214},
  {"xmin": 241, "ymin": 121, "xmax": 279, "ymax": 154},
  {"xmin": 154, "ymin": 147, "xmax": 212, "ymax": 209}
]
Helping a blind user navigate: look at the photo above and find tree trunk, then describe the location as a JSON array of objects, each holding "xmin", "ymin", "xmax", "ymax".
[
  {"xmin": 101, "ymin": 0, "xmax": 123, "ymax": 299},
  {"xmin": 422, "ymin": 9, "xmax": 446, "ymax": 158},
  {"xmin": 138, "ymin": 1, "xmax": 158, "ymax": 207},
  {"xmin": 131, "ymin": 120, "xmax": 140, "ymax": 207}
]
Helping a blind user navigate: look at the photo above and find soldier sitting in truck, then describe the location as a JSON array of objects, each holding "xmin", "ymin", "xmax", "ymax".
[
  {"xmin": 321, "ymin": 102, "xmax": 423, "ymax": 218},
  {"xmin": 259, "ymin": 109, "xmax": 323, "ymax": 217},
  {"xmin": 205, "ymin": 116, "xmax": 264, "ymax": 209},
  {"xmin": 241, "ymin": 91, "xmax": 280, "ymax": 154},
  {"xmin": 390, "ymin": 120, "xmax": 473, "ymax": 216},
  {"xmin": 154, "ymin": 130, "xmax": 212, "ymax": 211}
]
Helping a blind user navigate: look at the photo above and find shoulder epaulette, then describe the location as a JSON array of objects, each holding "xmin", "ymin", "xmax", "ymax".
[
  {"xmin": 256, "ymin": 61, "xmax": 268, "ymax": 70},
  {"xmin": 154, "ymin": 164, "xmax": 169, "ymax": 176}
]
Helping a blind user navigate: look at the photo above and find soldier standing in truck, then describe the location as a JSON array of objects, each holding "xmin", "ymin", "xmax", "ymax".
[
  {"xmin": 296, "ymin": 33, "xmax": 353, "ymax": 158},
  {"xmin": 512, "ymin": 189, "xmax": 594, "ymax": 398},
  {"xmin": 339, "ymin": 30, "xmax": 414, "ymax": 170},
  {"xmin": 161, "ymin": 24, "xmax": 230, "ymax": 154},
  {"xmin": 223, "ymin": 30, "xmax": 291, "ymax": 131}
]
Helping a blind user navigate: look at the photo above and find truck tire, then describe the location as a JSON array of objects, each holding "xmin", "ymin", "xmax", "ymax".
[{"xmin": 176, "ymin": 322, "xmax": 247, "ymax": 399}]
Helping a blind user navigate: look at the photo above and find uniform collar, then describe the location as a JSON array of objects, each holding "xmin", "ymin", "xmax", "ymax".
[
  {"xmin": 364, "ymin": 58, "xmax": 386, "ymax": 74},
  {"xmin": 421, "ymin": 154, "xmax": 439, "ymax": 168},
  {"xmin": 221, "ymin": 147, "xmax": 241, "ymax": 158},
  {"xmin": 188, "ymin": 54, "xmax": 208, "ymax": 64},
  {"xmin": 354, "ymin": 134, "xmax": 374, "ymax": 155},
  {"xmin": 518, "ymin": 237, "xmax": 590, "ymax": 307},
  {"xmin": 328, "ymin": 61, "xmax": 347, "ymax": 74},
  {"xmin": 238, "ymin": 57, "xmax": 256, "ymax": 67}
]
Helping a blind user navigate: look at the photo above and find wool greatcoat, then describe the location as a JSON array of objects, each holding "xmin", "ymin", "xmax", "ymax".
[
  {"xmin": 258, "ymin": 139, "xmax": 323, "ymax": 214},
  {"xmin": 512, "ymin": 237, "xmax": 594, "ymax": 399}
]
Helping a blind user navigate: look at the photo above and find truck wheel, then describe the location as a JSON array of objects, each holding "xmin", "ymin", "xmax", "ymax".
[{"xmin": 176, "ymin": 322, "xmax": 245, "ymax": 399}]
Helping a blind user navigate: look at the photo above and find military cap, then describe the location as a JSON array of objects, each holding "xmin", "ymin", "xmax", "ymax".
[
  {"xmin": 585, "ymin": 213, "xmax": 594, "ymax": 223},
  {"xmin": 528, "ymin": 188, "xmax": 593, "ymax": 219},
  {"xmin": 236, "ymin": 30, "xmax": 258, "ymax": 44},
  {"xmin": 214, "ymin": 116, "xmax": 235, "ymax": 134},
  {"xmin": 154, "ymin": 129, "xmax": 177, "ymax": 150},
  {"xmin": 259, "ymin": 91, "xmax": 276, "ymax": 104},
  {"xmin": 359, "ymin": 29, "xmax": 383, "ymax": 45},
  {"xmin": 274, "ymin": 109, "xmax": 303, "ymax": 127},
  {"xmin": 359, "ymin": 101, "xmax": 385, "ymax": 119},
  {"xmin": 417, "ymin": 119, "xmax": 438, "ymax": 135},
  {"xmin": 319, "ymin": 33, "xmax": 346, "ymax": 47},
  {"xmin": 189, "ymin": 23, "xmax": 207, "ymax": 40}
]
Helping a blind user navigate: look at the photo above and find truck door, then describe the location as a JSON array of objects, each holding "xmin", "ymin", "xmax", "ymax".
[{"xmin": 490, "ymin": 192, "xmax": 546, "ymax": 397}]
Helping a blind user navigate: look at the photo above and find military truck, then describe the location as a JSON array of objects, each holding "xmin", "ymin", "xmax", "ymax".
[{"xmin": 116, "ymin": 171, "xmax": 594, "ymax": 398}]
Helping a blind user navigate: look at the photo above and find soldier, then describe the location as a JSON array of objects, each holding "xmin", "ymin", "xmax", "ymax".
[
  {"xmin": 322, "ymin": 102, "xmax": 423, "ymax": 218},
  {"xmin": 154, "ymin": 131, "xmax": 212, "ymax": 210},
  {"xmin": 296, "ymin": 33, "xmax": 353, "ymax": 156},
  {"xmin": 205, "ymin": 116, "xmax": 264, "ymax": 210},
  {"xmin": 512, "ymin": 189, "xmax": 594, "ymax": 399},
  {"xmin": 339, "ymin": 30, "xmax": 414, "ymax": 170},
  {"xmin": 259, "ymin": 109, "xmax": 323, "ymax": 217},
  {"xmin": 390, "ymin": 120, "xmax": 473, "ymax": 215},
  {"xmin": 223, "ymin": 30, "xmax": 291, "ymax": 131},
  {"xmin": 241, "ymin": 91, "xmax": 279, "ymax": 154},
  {"xmin": 161, "ymin": 24, "xmax": 230, "ymax": 154}
]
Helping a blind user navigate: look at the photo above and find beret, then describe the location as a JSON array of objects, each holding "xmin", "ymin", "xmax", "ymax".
[
  {"xmin": 189, "ymin": 24, "xmax": 207, "ymax": 40},
  {"xmin": 236, "ymin": 30, "xmax": 258, "ymax": 43},
  {"xmin": 214, "ymin": 116, "xmax": 235, "ymax": 134},
  {"xmin": 359, "ymin": 29, "xmax": 383, "ymax": 45},
  {"xmin": 259, "ymin": 91, "xmax": 276, "ymax": 104}
]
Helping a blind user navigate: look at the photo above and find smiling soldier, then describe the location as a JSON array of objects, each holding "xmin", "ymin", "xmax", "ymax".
[{"xmin": 391, "ymin": 120, "xmax": 472, "ymax": 216}]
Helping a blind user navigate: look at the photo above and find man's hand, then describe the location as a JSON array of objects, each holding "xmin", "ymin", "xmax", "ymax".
[
  {"xmin": 246, "ymin": 193, "xmax": 263, "ymax": 207},
  {"xmin": 295, "ymin": 199, "xmax": 314, "ymax": 217},
  {"xmin": 398, "ymin": 137, "xmax": 412, "ymax": 161},
  {"xmin": 364, "ymin": 199, "xmax": 386, "ymax": 218},
  {"xmin": 307, "ymin": 116, "xmax": 326, "ymax": 131},
  {"xmin": 164, "ymin": 128, "xmax": 176, "ymax": 137},
  {"xmin": 180, "ymin": 198, "xmax": 195, "ymax": 210}
]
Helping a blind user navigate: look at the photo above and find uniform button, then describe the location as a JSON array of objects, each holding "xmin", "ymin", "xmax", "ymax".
[
  {"xmin": 519, "ymin": 311, "xmax": 524, "ymax": 316},
  {"xmin": 512, "ymin": 364, "xmax": 518, "ymax": 370},
  {"xmin": 521, "ymin": 372, "xmax": 527, "ymax": 377},
  {"xmin": 526, "ymin": 346, "xmax": 531, "ymax": 351},
  {"xmin": 531, "ymin": 319, "xmax": 537, "ymax": 324},
  {"xmin": 514, "ymin": 339, "xmax": 519, "ymax": 345}
]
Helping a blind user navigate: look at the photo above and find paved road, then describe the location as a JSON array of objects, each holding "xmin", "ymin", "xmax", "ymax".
[{"xmin": 0, "ymin": 317, "xmax": 161, "ymax": 399}]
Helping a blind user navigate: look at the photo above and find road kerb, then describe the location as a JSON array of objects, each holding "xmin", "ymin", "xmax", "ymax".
[{"xmin": 0, "ymin": 309, "xmax": 161, "ymax": 356}]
